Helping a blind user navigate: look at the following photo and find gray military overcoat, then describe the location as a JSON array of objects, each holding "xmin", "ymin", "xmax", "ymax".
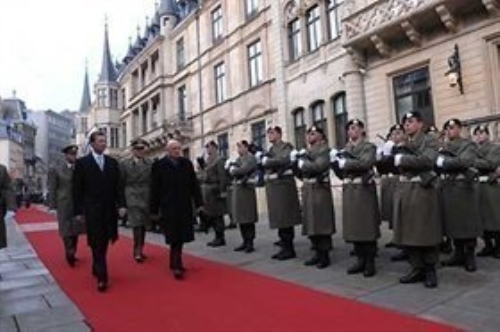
[
  {"xmin": 341, "ymin": 140, "xmax": 380, "ymax": 242},
  {"xmin": 200, "ymin": 155, "xmax": 228, "ymax": 217},
  {"xmin": 299, "ymin": 142, "xmax": 335, "ymax": 236},
  {"xmin": 264, "ymin": 141, "xmax": 301, "ymax": 229},
  {"xmin": 475, "ymin": 141, "xmax": 500, "ymax": 231},
  {"xmin": 230, "ymin": 154, "xmax": 258, "ymax": 225},
  {"xmin": 0, "ymin": 165, "xmax": 15, "ymax": 249},
  {"xmin": 120, "ymin": 157, "xmax": 152, "ymax": 228}
]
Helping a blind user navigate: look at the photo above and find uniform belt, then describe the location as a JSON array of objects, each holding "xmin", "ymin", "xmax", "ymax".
[
  {"xmin": 381, "ymin": 173, "xmax": 395, "ymax": 179},
  {"xmin": 265, "ymin": 170, "xmax": 293, "ymax": 180},
  {"xmin": 440, "ymin": 174, "xmax": 466, "ymax": 180},
  {"xmin": 342, "ymin": 177, "xmax": 364, "ymax": 185},
  {"xmin": 234, "ymin": 178, "xmax": 257, "ymax": 185},
  {"xmin": 399, "ymin": 176, "xmax": 421, "ymax": 183},
  {"xmin": 303, "ymin": 178, "xmax": 329, "ymax": 184}
]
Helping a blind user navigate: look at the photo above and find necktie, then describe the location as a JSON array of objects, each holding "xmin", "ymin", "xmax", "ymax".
[{"xmin": 97, "ymin": 155, "xmax": 104, "ymax": 171}]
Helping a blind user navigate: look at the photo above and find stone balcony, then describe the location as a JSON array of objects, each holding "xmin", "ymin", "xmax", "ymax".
[
  {"xmin": 342, "ymin": 0, "xmax": 499, "ymax": 63},
  {"xmin": 463, "ymin": 114, "xmax": 500, "ymax": 141},
  {"xmin": 162, "ymin": 112, "xmax": 194, "ymax": 135}
]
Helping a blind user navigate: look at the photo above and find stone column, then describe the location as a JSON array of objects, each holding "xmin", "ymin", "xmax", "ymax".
[{"xmin": 343, "ymin": 55, "xmax": 366, "ymax": 123}]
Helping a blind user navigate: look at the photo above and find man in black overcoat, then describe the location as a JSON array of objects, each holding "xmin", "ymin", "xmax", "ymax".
[
  {"xmin": 73, "ymin": 131, "xmax": 126, "ymax": 292},
  {"xmin": 151, "ymin": 139, "xmax": 203, "ymax": 280}
]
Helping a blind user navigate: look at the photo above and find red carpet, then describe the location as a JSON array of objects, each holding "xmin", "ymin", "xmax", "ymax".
[{"xmin": 19, "ymin": 207, "xmax": 458, "ymax": 332}]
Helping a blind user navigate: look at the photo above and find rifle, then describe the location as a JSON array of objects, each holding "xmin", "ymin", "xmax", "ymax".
[
  {"xmin": 437, "ymin": 148, "xmax": 478, "ymax": 183},
  {"xmin": 393, "ymin": 144, "xmax": 437, "ymax": 188}
]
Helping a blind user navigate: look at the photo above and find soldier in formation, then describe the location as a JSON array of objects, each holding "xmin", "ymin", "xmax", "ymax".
[{"xmin": 0, "ymin": 163, "xmax": 16, "ymax": 250}]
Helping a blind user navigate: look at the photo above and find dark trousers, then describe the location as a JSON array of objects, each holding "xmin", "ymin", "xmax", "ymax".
[
  {"xmin": 278, "ymin": 227, "xmax": 295, "ymax": 251},
  {"xmin": 169, "ymin": 242, "xmax": 184, "ymax": 270},
  {"xmin": 132, "ymin": 226, "xmax": 146, "ymax": 255},
  {"xmin": 408, "ymin": 246, "xmax": 439, "ymax": 269},
  {"xmin": 210, "ymin": 216, "xmax": 225, "ymax": 238},
  {"xmin": 309, "ymin": 235, "xmax": 332, "ymax": 252},
  {"xmin": 62, "ymin": 236, "xmax": 78, "ymax": 258},
  {"xmin": 91, "ymin": 242, "xmax": 109, "ymax": 282},
  {"xmin": 239, "ymin": 224, "xmax": 255, "ymax": 241},
  {"xmin": 353, "ymin": 241, "xmax": 377, "ymax": 258}
]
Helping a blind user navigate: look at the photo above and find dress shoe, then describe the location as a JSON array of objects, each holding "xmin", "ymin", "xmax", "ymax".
[
  {"xmin": 172, "ymin": 269, "xmax": 184, "ymax": 280},
  {"xmin": 234, "ymin": 243, "xmax": 246, "ymax": 252},
  {"xmin": 97, "ymin": 281, "xmax": 108, "ymax": 292},
  {"xmin": 391, "ymin": 250, "xmax": 409, "ymax": 262},
  {"xmin": 424, "ymin": 267, "xmax": 438, "ymax": 288},
  {"xmin": 347, "ymin": 258, "xmax": 365, "ymax": 275},
  {"xmin": 399, "ymin": 268, "xmax": 425, "ymax": 284},
  {"xmin": 304, "ymin": 254, "xmax": 320, "ymax": 266},
  {"xmin": 134, "ymin": 254, "xmax": 145, "ymax": 263},
  {"xmin": 207, "ymin": 238, "xmax": 226, "ymax": 247}
]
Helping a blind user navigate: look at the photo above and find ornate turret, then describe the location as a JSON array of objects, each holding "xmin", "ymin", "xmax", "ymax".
[
  {"xmin": 158, "ymin": 0, "xmax": 179, "ymax": 34},
  {"xmin": 98, "ymin": 21, "xmax": 117, "ymax": 83},
  {"xmin": 79, "ymin": 64, "xmax": 91, "ymax": 113}
]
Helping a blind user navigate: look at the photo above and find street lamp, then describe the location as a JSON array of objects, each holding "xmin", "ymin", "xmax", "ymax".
[{"xmin": 444, "ymin": 44, "xmax": 464, "ymax": 94}]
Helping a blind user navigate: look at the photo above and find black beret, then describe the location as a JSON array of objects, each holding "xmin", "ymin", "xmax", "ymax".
[
  {"xmin": 267, "ymin": 126, "xmax": 282, "ymax": 135},
  {"xmin": 61, "ymin": 144, "xmax": 78, "ymax": 154},
  {"xmin": 130, "ymin": 138, "xmax": 150, "ymax": 148},
  {"xmin": 205, "ymin": 140, "xmax": 218, "ymax": 149},
  {"xmin": 443, "ymin": 118, "xmax": 462, "ymax": 130},
  {"xmin": 389, "ymin": 124, "xmax": 404, "ymax": 134},
  {"xmin": 473, "ymin": 125, "xmax": 489, "ymax": 135},
  {"xmin": 401, "ymin": 111, "xmax": 423, "ymax": 123},
  {"xmin": 345, "ymin": 119, "xmax": 365, "ymax": 130},
  {"xmin": 427, "ymin": 125, "xmax": 438, "ymax": 133},
  {"xmin": 307, "ymin": 126, "xmax": 325, "ymax": 136}
]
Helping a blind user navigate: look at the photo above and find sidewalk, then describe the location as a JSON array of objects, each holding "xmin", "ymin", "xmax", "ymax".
[{"xmin": 0, "ymin": 214, "xmax": 90, "ymax": 332}]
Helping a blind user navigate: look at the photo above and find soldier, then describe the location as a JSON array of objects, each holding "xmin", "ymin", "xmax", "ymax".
[
  {"xmin": 200, "ymin": 141, "xmax": 229, "ymax": 247},
  {"xmin": 291, "ymin": 126, "xmax": 335, "ymax": 268},
  {"xmin": 437, "ymin": 118, "xmax": 481, "ymax": 272},
  {"xmin": 1, "ymin": 164, "xmax": 16, "ymax": 250},
  {"xmin": 259, "ymin": 126, "xmax": 301, "ymax": 260},
  {"xmin": 48, "ymin": 145, "xmax": 85, "ymax": 267},
  {"xmin": 473, "ymin": 125, "xmax": 500, "ymax": 258},
  {"xmin": 120, "ymin": 139, "xmax": 153, "ymax": 263},
  {"xmin": 392, "ymin": 111, "xmax": 441, "ymax": 288},
  {"xmin": 331, "ymin": 119, "xmax": 380, "ymax": 277},
  {"xmin": 226, "ymin": 140, "xmax": 259, "ymax": 253}
]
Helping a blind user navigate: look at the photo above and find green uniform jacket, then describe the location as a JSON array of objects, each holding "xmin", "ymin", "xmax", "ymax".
[
  {"xmin": 341, "ymin": 140, "xmax": 380, "ymax": 242},
  {"xmin": 299, "ymin": 142, "xmax": 335, "ymax": 236},
  {"xmin": 120, "ymin": 157, "xmax": 153, "ymax": 228},
  {"xmin": 0, "ymin": 165, "xmax": 16, "ymax": 249},
  {"xmin": 263, "ymin": 141, "xmax": 301, "ymax": 229},
  {"xmin": 230, "ymin": 154, "xmax": 258, "ymax": 225},
  {"xmin": 393, "ymin": 132, "xmax": 442, "ymax": 246},
  {"xmin": 439, "ymin": 137, "xmax": 481, "ymax": 239},
  {"xmin": 200, "ymin": 155, "xmax": 228, "ymax": 217},
  {"xmin": 475, "ymin": 141, "xmax": 500, "ymax": 231},
  {"xmin": 48, "ymin": 161, "xmax": 85, "ymax": 238}
]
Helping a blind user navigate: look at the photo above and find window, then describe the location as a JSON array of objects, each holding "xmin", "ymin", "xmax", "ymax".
[
  {"xmin": 214, "ymin": 62, "xmax": 227, "ymax": 104},
  {"xmin": 178, "ymin": 85, "xmax": 187, "ymax": 121},
  {"xmin": 120, "ymin": 88, "xmax": 126, "ymax": 110},
  {"xmin": 245, "ymin": 0, "xmax": 259, "ymax": 18},
  {"xmin": 311, "ymin": 101, "xmax": 327, "ymax": 138},
  {"xmin": 327, "ymin": 0, "xmax": 343, "ymax": 41},
  {"xmin": 110, "ymin": 127, "xmax": 119, "ymax": 148},
  {"xmin": 393, "ymin": 67, "xmax": 434, "ymax": 125},
  {"xmin": 248, "ymin": 40, "xmax": 263, "ymax": 87},
  {"xmin": 217, "ymin": 132, "xmax": 229, "ymax": 158},
  {"xmin": 251, "ymin": 120, "xmax": 267, "ymax": 151},
  {"xmin": 151, "ymin": 95, "xmax": 160, "ymax": 129},
  {"xmin": 306, "ymin": 5, "xmax": 322, "ymax": 52},
  {"xmin": 151, "ymin": 51, "xmax": 159, "ymax": 77},
  {"xmin": 294, "ymin": 109, "xmax": 306, "ymax": 149},
  {"xmin": 288, "ymin": 18, "xmax": 302, "ymax": 61},
  {"xmin": 141, "ymin": 105, "xmax": 148, "ymax": 134},
  {"xmin": 176, "ymin": 38, "xmax": 185, "ymax": 70},
  {"xmin": 121, "ymin": 122, "xmax": 127, "ymax": 148},
  {"xmin": 110, "ymin": 89, "xmax": 118, "ymax": 109},
  {"xmin": 80, "ymin": 117, "xmax": 88, "ymax": 134},
  {"xmin": 212, "ymin": 6, "xmax": 223, "ymax": 42},
  {"xmin": 333, "ymin": 93, "xmax": 347, "ymax": 148},
  {"xmin": 97, "ymin": 89, "xmax": 107, "ymax": 108}
]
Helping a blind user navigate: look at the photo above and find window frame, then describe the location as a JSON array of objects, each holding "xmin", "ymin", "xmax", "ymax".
[
  {"xmin": 214, "ymin": 62, "xmax": 227, "ymax": 104},
  {"xmin": 178, "ymin": 85, "xmax": 187, "ymax": 121},
  {"xmin": 333, "ymin": 93, "xmax": 347, "ymax": 149},
  {"xmin": 306, "ymin": 5, "xmax": 322, "ymax": 52},
  {"xmin": 251, "ymin": 120, "xmax": 267, "ymax": 151},
  {"xmin": 293, "ymin": 108, "xmax": 306, "ymax": 149},
  {"xmin": 212, "ymin": 5, "xmax": 224, "ymax": 43},
  {"xmin": 245, "ymin": 0, "xmax": 259, "ymax": 19},
  {"xmin": 217, "ymin": 132, "xmax": 229, "ymax": 158},
  {"xmin": 288, "ymin": 18, "xmax": 302, "ymax": 61},
  {"xmin": 248, "ymin": 40, "xmax": 263, "ymax": 87},
  {"xmin": 327, "ymin": 0, "xmax": 343, "ymax": 41}
]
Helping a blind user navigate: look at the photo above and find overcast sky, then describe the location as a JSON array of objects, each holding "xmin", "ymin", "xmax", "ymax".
[{"xmin": 0, "ymin": 0, "xmax": 157, "ymax": 111}]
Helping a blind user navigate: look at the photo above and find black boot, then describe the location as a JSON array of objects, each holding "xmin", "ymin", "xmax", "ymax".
[
  {"xmin": 364, "ymin": 255, "xmax": 376, "ymax": 277},
  {"xmin": 442, "ymin": 242, "xmax": 465, "ymax": 267},
  {"xmin": 304, "ymin": 252, "xmax": 320, "ymax": 266},
  {"xmin": 424, "ymin": 265, "xmax": 438, "ymax": 288},
  {"xmin": 234, "ymin": 243, "xmax": 246, "ymax": 252},
  {"xmin": 399, "ymin": 268, "xmax": 425, "ymax": 284},
  {"xmin": 272, "ymin": 241, "xmax": 296, "ymax": 260},
  {"xmin": 464, "ymin": 244, "xmax": 477, "ymax": 272},
  {"xmin": 347, "ymin": 256, "xmax": 365, "ymax": 275},
  {"xmin": 477, "ymin": 234, "xmax": 494, "ymax": 257},
  {"xmin": 207, "ymin": 232, "xmax": 226, "ymax": 247},
  {"xmin": 244, "ymin": 240, "xmax": 255, "ymax": 253},
  {"xmin": 133, "ymin": 228, "xmax": 144, "ymax": 263},
  {"xmin": 440, "ymin": 237, "xmax": 453, "ymax": 254},
  {"xmin": 316, "ymin": 251, "xmax": 331, "ymax": 269}
]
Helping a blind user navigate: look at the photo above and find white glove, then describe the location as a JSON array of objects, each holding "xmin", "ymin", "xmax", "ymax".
[
  {"xmin": 289, "ymin": 149, "xmax": 299, "ymax": 162},
  {"xmin": 298, "ymin": 148, "xmax": 307, "ymax": 156},
  {"xmin": 229, "ymin": 166, "xmax": 236, "ymax": 175},
  {"xmin": 394, "ymin": 154, "xmax": 403, "ymax": 166},
  {"xmin": 49, "ymin": 209, "xmax": 57, "ymax": 215},
  {"xmin": 224, "ymin": 159, "xmax": 232, "ymax": 170},
  {"xmin": 436, "ymin": 156, "xmax": 445, "ymax": 168},
  {"xmin": 255, "ymin": 151, "xmax": 263, "ymax": 160},
  {"xmin": 337, "ymin": 158, "xmax": 347, "ymax": 169},
  {"xmin": 329, "ymin": 149, "xmax": 339, "ymax": 163},
  {"xmin": 376, "ymin": 147, "xmax": 383, "ymax": 161},
  {"xmin": 262, "ymin": 156, "xmax": 269, "ymax": 166},
  {"xmin": 382, "ymin": 141, "xmax": 395, "ymax": 156},
  {"xmin": 298, "ymin": 159, "xmax": 305, "ymax": 169},
  {"xmin": 5, "ymin": 210, "xmax": 15, "ymax": 221},
  {"xmin": 118, "ymin": 208, "xmax": 127, "ymax": 218}
]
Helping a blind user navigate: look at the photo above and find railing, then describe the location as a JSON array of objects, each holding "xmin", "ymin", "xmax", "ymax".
[{"xmin": 162, "ymin": 112, "xmax": 194, "ymax": 133}]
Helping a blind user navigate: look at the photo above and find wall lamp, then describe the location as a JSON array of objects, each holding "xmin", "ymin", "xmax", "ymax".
[{"xmin": 445, "ymin": 44, "xmax": 464, "ymax": 94}]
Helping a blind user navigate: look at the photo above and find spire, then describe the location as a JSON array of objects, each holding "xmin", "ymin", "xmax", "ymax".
[
  {"xmin": 79, "ymin": 63, "xmax": 91, "ymax": 113},
  {"xmin": 98, "ymin": 18, "xmax": 117, "ymax": 83},
  {"xmin": 158, "ymin": 0, "xmax": 179, "ymax": 18}
]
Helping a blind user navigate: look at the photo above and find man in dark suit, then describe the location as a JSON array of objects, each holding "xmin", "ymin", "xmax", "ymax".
[
  {"xmin": 73, "ymin": 131, "xmax": 125, "ymax": 292},
  {"xmin": 151, "ymin": 140, "xmax": 203, "ymax": 280}
]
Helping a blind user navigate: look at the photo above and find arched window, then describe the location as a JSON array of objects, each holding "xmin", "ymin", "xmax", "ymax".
[
  {"xmin": 311, "ymin": 101, "xmax": 327, "ymax": 138},
  {"xmin": 333, "ymin": 93, "xmax": 347, "ymax": 148},
  {"xmin": 293, "ymin": 108, "xmax": 306, "ymax": 149}
]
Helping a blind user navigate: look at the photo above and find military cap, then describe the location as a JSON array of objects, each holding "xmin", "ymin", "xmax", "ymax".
[
  {"xmin": 443, "ymin": 118, "xmax": 462, "ymax": 130},
  {"xmin": 267, "ymin": 126, "xmax": 282, "ymax": 135},
  {"xmin": 307, "ymin": 125, "xmax": 325, "ymax": 137},
  {"xmin": 61, "ymin": 144, "xmax": 78, "ymax": 154},
  {"xmin": 205, "ymin": 140, "xmax": 218, "ymax": 149},
  {"xmin": 345, "ymin": 119, "xmax": 365, "ymax": 130},
  {"xmin": 473, "ymin": 125, "xmax": 489, "ymax": 135},
  {"xmin": 389, "ymin": 124, "xmax": 404, "ymax": 134},
  {"xmin": 427, "ymin": 125, "xmax": 438, "ymax": 133},
  {"xmin": 130, "ymin": 138, "xmax": 150, "ymax": 149},
  {"xmin": 401, "ymin": 111, "xmax": 423, "ymax": 123}
]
